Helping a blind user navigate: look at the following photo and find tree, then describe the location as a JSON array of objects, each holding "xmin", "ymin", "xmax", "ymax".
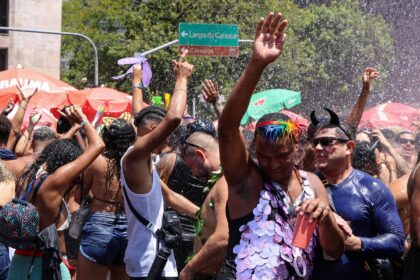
[{"xmin": 61, "ymin": 0, "xmax": 393, "ymax": 118}]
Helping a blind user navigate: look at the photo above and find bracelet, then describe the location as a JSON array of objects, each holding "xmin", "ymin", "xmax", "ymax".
[
  {"xmin": 173, "ymin": 89, "xmax": 187, "ymax": 93},
  {"xmin": 19, "ymin": 105, "xmax": 27, "ymax": 110},
  {"xmin": 80, "ymin": 120, "xmax": 89, "ymax": 128}
]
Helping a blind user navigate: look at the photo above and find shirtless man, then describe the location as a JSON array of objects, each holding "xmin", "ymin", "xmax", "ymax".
[
  {"xmin": 179, "ymin": 132, "xmax": 227, "ymax": 280},
  {"xmin": 402, "ymin": 153, "xmax": 420, "ymax": 279},
  {"xmin": 390, "ymin": 174, "xmax": 410, "ymax": 238}
]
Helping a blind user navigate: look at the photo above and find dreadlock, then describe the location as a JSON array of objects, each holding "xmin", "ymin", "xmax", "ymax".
[{"xmin": 101, "ymin": 119, "xmax": 136, "ymax": 190}]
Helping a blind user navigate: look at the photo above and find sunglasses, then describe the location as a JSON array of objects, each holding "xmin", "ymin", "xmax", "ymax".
[
  {"xmin": 311, "ymin": 137, "xmax": 348, "ymax": 147},
  {"xmin": 398, "ymin": 138, "xmax": 415, "ymax": 145}
]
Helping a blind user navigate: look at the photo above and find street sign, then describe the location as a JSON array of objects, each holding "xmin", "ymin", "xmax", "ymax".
[{"xmin": 179, "ymin": 23, "xmax": 239, "ymax": 57}]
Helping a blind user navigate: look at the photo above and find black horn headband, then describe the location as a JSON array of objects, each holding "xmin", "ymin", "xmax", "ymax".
[{"xmin": 310, "ymin": 107, "xmax": 352, "ymax": 140}]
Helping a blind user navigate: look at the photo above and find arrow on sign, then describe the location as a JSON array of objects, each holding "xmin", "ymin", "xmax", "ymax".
[{"xmin": 181, "ymin": 31, "xmax": 188, "ymax": 38}]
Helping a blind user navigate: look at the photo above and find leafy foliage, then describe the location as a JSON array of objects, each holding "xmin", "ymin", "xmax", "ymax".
[{"xmin": 62, "ymin": 0, "xmax": 393, "ymax": 117}]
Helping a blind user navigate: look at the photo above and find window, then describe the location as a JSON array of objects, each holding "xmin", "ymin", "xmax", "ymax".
[
  {"xmin": 0, "ymin": 0, "xmax": 8, "ymax": 34},
  {"xmin": 0, "ymin": 49, "xmax": 7, "ymax": 70}
]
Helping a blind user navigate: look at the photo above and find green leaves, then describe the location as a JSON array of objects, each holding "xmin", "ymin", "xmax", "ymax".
[{"xmin": 62, "ymin": 0, "xmax": 393, "ymax": 114}]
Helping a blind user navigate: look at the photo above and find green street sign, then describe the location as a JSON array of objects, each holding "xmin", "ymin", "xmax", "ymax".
[{"xmin": 179, "ymin": 23, "xmax": 239, "ymax": 47}]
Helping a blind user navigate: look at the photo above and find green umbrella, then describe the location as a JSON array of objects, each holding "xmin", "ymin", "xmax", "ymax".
[{"xmin": 240, "ymin": 89, "xmax": 302, "ymax": 125}]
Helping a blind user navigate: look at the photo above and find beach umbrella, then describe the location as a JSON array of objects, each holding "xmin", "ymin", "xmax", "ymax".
[
  {"xmin": 67, "ymin": 87, "xmax": 132, "ymax": 124},
  {"xmin": 240, "ymin": 89, "xmax": 301, "ymax": 125},
  {"xmin": 360, "ymin": 102, "xmax": 419, "ymax": 131}
]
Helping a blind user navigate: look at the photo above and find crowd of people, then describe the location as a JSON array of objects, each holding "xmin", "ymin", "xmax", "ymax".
[{"xmin": 0, "ymin": 11, "xmax": 418, "ymax": 280}]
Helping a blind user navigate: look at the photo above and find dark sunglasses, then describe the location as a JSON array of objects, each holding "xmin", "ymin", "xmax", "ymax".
[
  {"xmin": 398, "ymin": 138, "xmax": 415, "ymax": 145},
  {"xmin": 311, "ymin": 137, "xmax": 348, "ymax": 147}
]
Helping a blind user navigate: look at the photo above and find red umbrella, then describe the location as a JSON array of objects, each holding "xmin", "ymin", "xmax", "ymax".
[
  {"xmin": 0, "ymin": 68, "xmax": 75, "ymax": 105},
  {"xmin": 360, "ymin": 102, "xmax": 419, "ymax": 131},
  {"xmin": 0, "ymin": 68, "xmax": 76, "ymax": 128},
  {"xmin": 67, "ymin": 87, "xmax": 132, "ymax": 124}
]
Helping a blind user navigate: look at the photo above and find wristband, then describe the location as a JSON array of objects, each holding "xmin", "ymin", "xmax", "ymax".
[
  {"xmin": 132, "ymin": 82, "xmax": 145, "ymax": 90},
  {"xmin": 174, "ymin": 88, "xmax": 187, "ymax": 93},
  {"xmin": 80, "ymin": 120, "xmax": 89, "ymax": 128}
]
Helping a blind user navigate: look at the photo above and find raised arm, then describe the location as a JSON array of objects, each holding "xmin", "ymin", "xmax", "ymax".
[
  {"xmin": 129, "ymin": 51, "xmax": 193, "ymax": 157},
  {"xmin": 201, "ymin": 79, "xmax": 223, "ymax": 118},
  {"xmin": 347, "ymin": 67, "xmax": 379, "ymax": 127},
  {"xmin": 218, "ymin": 12, "xmax": 288, "ymax": 186},
  {"xmin": 7, "ymin": 84, "xmax": 37, "ymax": 149},
  {"xmin": 14, "ymin": 109, "xmax": 42, "ymax": 156},
  {"xmin": 46, "ymin": 106, "xmax": 105, "ymax": 194},
  {"xmin": 131, "ymin": 64, "xmax": 144, "ymax": 115}
]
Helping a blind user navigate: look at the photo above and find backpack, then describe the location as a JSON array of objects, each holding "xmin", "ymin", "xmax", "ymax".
[{"xmin": 0, "ymin": 174, "xmax": 47, "ymax": 249}]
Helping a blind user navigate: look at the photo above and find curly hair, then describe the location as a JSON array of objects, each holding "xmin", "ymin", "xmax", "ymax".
[
  {"xmin": 352, "ymin": 142, "xmax": 380, "ymax": 177},
  {"xmin": 101, "ymin": 119, "xmax": 136, "ymax": 189},
  {"xmin": 133, "ymin": 106, "xmax": 166, "ymax": 128},
  {"xmin": 18, "ymin": 139, "xmax": 83, "ymax": 199},
  {"xmin": 0, "ymin": 114, "xmax": 12, "ymax": 145}
]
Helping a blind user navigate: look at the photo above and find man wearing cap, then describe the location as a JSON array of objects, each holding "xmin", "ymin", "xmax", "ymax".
[{"xmin": 309, "ymin": 109, "xmax": 405, "ymax": 280}]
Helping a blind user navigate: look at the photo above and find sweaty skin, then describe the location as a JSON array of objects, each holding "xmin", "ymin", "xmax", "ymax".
[
  {"xmin": 83, "ymin": 154, "xmax": 125, "ymax": 213},
  {"xmin": 190, "ymin": 177, "xmax": 228, "ymax": 276},
  {"xmin": 390, "ymin": 174, "xmax": 410, "ymax": 237}
]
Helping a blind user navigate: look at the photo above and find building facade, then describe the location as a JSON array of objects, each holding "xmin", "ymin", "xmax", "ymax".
[{"xmin": 0, "ymin": 0, "xmax": 62, "ymax": 78}]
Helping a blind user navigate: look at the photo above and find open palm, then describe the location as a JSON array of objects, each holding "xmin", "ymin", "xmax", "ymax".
[{"xmin": 252, "ymin": 12, "xmax": 288, "ymax": 65}]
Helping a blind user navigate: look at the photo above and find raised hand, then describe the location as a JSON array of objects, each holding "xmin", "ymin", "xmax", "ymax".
[
  {"xmin": 1, "ymin": 98, "xmax": 15, "ymax": 115},
  {"xmin": 172, "ymin": 49, "xmax": 193, "ymax": 80},
  {"xmin": 251, "ymin": 12, "xmax": 288, "ymax": 66},
  {"xmin": 132, "ymin": 64, "xmax": 143, "ymax": 83},
  {"xmin": 362, "ymin": 67, "xmax": 380, "ymax": 89},
  {"xmin": 16, "ymin": 80, "xmax": 38, "ymax": 100},
  {"xmin": 29, "ymin": 108, "xmax": 42, "ymax": 127},
  {"xmin": 201, "ymin": 79, "xmax": 220, "ymax": 105}
]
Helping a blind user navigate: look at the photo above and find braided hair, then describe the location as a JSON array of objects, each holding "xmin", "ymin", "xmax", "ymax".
[
  {"xmin": 133, "ymin": 106, "xmax": 166, "ymax": 128},
  {"xmin": 101, "ymin": 119, "xmax": 136, "ymax": 189}
]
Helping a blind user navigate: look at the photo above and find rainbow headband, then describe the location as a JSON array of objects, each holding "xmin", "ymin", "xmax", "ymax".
[{"xmin": 256, "ymin": 120, "xmax": 301, "ymax": 144}]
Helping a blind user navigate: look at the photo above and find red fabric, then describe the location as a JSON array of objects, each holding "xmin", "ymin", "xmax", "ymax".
[
  {"xmin": 67, "ymin": 87, "xmax": 132, "ymax": 123},
  {"xmin": 15, "ymin": 249, "xmax": 43, "ymax": 257},
  {"xmin": 360, "ymin": 102, "xmax": 419, "ymax": 131}
]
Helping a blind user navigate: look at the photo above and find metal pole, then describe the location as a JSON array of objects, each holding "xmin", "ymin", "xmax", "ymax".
[
  {"xmin": 0, "ymin": 26, "xmax": 99, "ymax": 86},
  {"xmin": 139, "ymin": 38, "xmax": 254, "ymax": 57},
  {"xmin": 139, "ymin": 39, "xmax": 179, "ymax": 57}
]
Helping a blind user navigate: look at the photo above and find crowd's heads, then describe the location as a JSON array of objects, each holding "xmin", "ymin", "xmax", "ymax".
[
  {"xmin": 181, "ymin": 131, "xmax": 219, "ymax": 180},
  {"xmin": 308, "ymin": 108, "xmax": 355, "ymax": 141},
  {"xmin": 133, "ymin": 106, "xmax": 166, "ymax": 129},
  {"xmin": 309, "ymin": 108, "xmax": 355, "ymax": 174},
  {"xmin": 32, "ymin": 126, "xmax": 57, "ymax": 146},
  {"xmin": 56, "ymin": 116, "xmax": 72, "ymax": 134},
  {"xmin": 39, "ymin": 139, "xmax": 83, "ymax": 174},
  {"xmin": 101, "ymin": 118, "xmax": 136, "ymax": 186},
  {"xmin": 352, "ymin": 142, "xmax": 380, "ymax": 177},
  {"xmin": 0, "ymin": 114, "xmax": 12, "ymax": 145},
  {"xmin": 395, "ymin": 131, "xmax": 416, "ymax": 158},
  {"xmin": 254, "ymin": 113, "xmax": 301, "ymax": 183},
  {"xmin": 19, "ymin": 139, "xmax": 83, "ymax": 191},
  {"xmin": 102, "ymin": 119, "xmax": 136, "ymax": 158}
]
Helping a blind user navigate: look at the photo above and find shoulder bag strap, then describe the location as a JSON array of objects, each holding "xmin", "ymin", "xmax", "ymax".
[
  {"xmin": 122, "ymin": 185, "xmax": 157, "ymax": 234},
  {"xmin": 316, "ymin": 171, "xmax": 337, "ymax": 212}
]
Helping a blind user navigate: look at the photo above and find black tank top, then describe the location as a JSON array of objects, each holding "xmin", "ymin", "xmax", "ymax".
[
  {"xmin": 167, "ymin": 154, "xmax": 206, "ymax": 238},
  {"xmin": 217, "ymin": 205, "xmax": 254, "ymax": 280}
]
